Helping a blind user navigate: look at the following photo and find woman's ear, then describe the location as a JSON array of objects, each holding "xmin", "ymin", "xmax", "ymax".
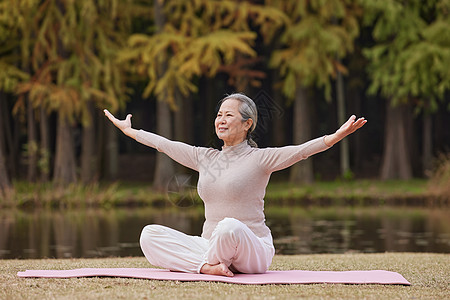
[{"xmin": 246, "ymin": 118, "xmax": 253, "ymax": 131}]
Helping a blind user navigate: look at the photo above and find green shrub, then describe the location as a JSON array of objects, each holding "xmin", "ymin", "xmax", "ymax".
[{"xmin": 428, "ymin": 152, "xmax": 450, "ymax": 199}]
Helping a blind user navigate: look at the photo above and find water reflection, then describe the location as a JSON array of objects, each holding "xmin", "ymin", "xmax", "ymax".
[
  {"xmin": 268, "ymin": 207, "xmax": 450, "ymax": 254},
  {"xmin": 0, "ymin": 207, "xmax": 449, "ymax": 259}
]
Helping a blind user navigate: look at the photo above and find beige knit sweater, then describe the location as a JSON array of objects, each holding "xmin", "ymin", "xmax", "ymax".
[{"xmin": 136, "ymin": 130, "xmax": 330, "ymax": 239}]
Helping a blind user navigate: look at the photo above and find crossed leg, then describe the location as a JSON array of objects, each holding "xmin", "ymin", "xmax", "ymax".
[
  {"xmin": 201, "ymin": 218, "xmax": 274, "ymax": 276},
  {"xmin": 139, "ymin": 218, "xmax": 274, "ymax": 276}
]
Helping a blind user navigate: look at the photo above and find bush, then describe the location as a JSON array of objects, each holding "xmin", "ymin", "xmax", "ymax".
[{"xmin": 428, "ymin": 152, "xmax": 450, "ymax": 199}]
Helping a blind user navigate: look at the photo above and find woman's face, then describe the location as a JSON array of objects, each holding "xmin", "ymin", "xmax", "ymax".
[{"xmin": 215, "ymin": 99, "xmax": 252, "ymax": 147}]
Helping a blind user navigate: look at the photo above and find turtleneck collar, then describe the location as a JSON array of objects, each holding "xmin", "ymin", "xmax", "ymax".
[{"xmin": 221, "ymin": 139, "xmax": 251, "ymax": 153}]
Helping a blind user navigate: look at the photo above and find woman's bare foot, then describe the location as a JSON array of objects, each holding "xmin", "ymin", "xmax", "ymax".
[{"xmin": 200, "ymin": 263, "xmax": 234, "ymax": 277}]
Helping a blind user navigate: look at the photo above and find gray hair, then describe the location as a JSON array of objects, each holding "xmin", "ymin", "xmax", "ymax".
[{"xmin": 218, "ymin": 93, "xmax": 258, "ymax": 147}]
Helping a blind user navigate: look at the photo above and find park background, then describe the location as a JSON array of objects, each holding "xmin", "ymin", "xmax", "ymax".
[{"xmin": 0, "ymin": 0, "xmax": 449, "ymax": 260}]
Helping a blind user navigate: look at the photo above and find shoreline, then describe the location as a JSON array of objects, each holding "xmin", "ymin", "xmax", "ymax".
[{"xmin": 2, "ymin": 179, "xmax": 448, "ymax": 210}]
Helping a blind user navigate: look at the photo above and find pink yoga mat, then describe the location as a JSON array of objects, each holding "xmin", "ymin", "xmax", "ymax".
[{"xmin": 17, "ymin": 268, "xmax": 411, "ymax": 285}]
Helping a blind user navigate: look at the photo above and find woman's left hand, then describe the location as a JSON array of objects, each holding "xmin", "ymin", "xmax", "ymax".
[
  {"xmin": 324, "ymin": 115, "xmax": 367, "ymax": 147},
  {"xmin": 336, "ymin": 115, "xmax": 367, "ymax": 138}
]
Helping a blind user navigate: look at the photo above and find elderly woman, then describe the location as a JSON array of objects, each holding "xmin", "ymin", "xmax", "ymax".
[{"xmin": 104, "ymin": 93, "xmax": 366, "ymax": 277}]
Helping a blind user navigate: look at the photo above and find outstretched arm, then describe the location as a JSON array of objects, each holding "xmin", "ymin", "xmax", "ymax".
[
  {"xmin": 104, "ymin": 109, "xmax": 139, "ymax": 140},
  {"xmin": 103, "ymin": 109, "xmax": 202, "ymax": 171},
  {"xmin": 324, "ymin": 115, "xmax": 367, "ymax": 147},
  {"xmin": 259, "ymin": 115, "xmax": 366, "ymax": 173}
]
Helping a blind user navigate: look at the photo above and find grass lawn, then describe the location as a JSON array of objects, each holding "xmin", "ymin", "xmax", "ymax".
[{"xmin": 1, "ymin": 253, "xmax": 448, "ymax": 299}]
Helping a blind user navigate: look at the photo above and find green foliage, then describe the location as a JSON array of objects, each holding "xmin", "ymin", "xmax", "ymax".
[
  {"xmin": 6, "ymin": 0, "xmax": 136, "ymax": 125},
  {"xmin": 120, "ymin": 28, "xmax": 257, "ymax": 106},
  {"xmin": 363, "ymin": 0, "xmax": 450, "ymax": 111},
  {"xmin": 0, "ymin": 61, "xmax": 29, "ymax": 93},
  {"xmin": 118, "ymin": 0, "xmax": 288, "ymax": 107},
  {"xmin": 269, "ymin": 0, "xmax": 362, "ymax": 100},
  {"xmin": 0, "ymin": 1, "xmax": 31, "ymax": 92}
]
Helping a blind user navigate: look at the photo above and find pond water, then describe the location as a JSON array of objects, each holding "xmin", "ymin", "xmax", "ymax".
[{"xmin": 1, "ymin": 206, "xmax": 449, "ymax": 259}]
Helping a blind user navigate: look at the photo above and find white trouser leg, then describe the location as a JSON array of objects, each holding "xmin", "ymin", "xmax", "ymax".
[
  {"xmin": 140, "ymin": 224, "xmax": 208, "ymax": 273},
  {"xmin": 205, "ymin": 217, "xmax": 275, "ymax": 274}
]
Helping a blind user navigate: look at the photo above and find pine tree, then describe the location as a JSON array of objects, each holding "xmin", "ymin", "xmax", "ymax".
[
  {"xmin": 269, "ymin": 0, "xmax": 362, "ymax": 183},
  {"xmin": 0, "ymin": 0, "xmax": 32, "ymax": 194},
  {"xmin": 11, "ymin": 0, "xmax": 133, "ymax": 184},
  {"xmin": 363, "ymin": 0, "xmax": 450, "ymax": 178}
]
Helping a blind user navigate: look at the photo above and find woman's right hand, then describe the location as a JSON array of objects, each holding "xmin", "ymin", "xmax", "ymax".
[
  {"xmin": 104, "ymin": 109, "xmax": 132, "ymax": 132},
  {"xmin": 104, "ymin": 109, "xmax": 138, "ymax": 139}
]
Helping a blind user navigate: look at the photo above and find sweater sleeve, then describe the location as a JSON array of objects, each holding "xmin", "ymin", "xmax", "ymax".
[
  {"xmin": 259, "ymin": 136, "xmax": 331, "ymax": 173},
  {"xmin": 136, "ymin": 130, "xmax": 200, "ymax": 171}
]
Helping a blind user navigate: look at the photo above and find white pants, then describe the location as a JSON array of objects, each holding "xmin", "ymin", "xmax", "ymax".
[{"xmin": 139, "ymin": 217, "xmax": 275, "ymax": 274}]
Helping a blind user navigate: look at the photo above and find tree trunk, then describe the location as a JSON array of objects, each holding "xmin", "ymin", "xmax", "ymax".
[
  {"xmin": 202, "ymin": 77, "xmax": 217, "ymax": 147},
  {"xmin": 351, "ymin": 88, "xmax": 363, "ymax": 174},
  {"xmin": 26, "ymin": 97, "xmax": 38, "ymax": 181},
  {"xmin": 53, "ymin": 113, "xmax": 77, "ymax": 185},
  {"xmin": 39, "ymin": 106, "xmax": 50, "ymax": 182},
  {"xmin": 380, "ymin": 101, "xmax": 412, "ymax": 180},
  {"xmin": 11, "ymin": 106, "xmax": 20, "ymax": 178},
  {"xmin": 336, "ymin": 70, "xmax": 350, "ymax": 177},
  {"xmin": 290, "ymin": 86, "xmax": 314, "ymax": 183},
  {"xmin": 104, "ymin": 120, "xmax": 118, "ymax": 180},
  {"xmin": 272, "ymin": 72, "xmax": 286, "ymax": 147},
  {"xmin": 81, "ymin": 103, "xmax": 97, "ymax": 183},
  {"xmin": 152, "ymin": 0, "xmax": 175, "ymax": 192},
  {"xmin": 174, "ymin": 89, "xmax": 193, "ymax": 143},
  {"xmin": 0, "ymin": 93, "xmax": 6, "ymax": 161},
  {"xmin": 1, "ymin": 96, "xmax": 20, "ymax": 178},
  {"xmin": 51, "ymin": 0, "xmax": 77, "ymax": 185},
  {"xmin": 97, "ymin": 109, "xmax": 107, "ymax": 180},
  {"xmin": 0, "ymin": 94, "xmax": 12, "ymax": 197},
  {"xmin": 153, "ymin": 99, "xmax": 175, "ymax": 192},
  {"xmin": 0, "ymin": 145, "xmax": 12, "ymax": 199},
  {"xmin": 174, "ymin": 89, "xmax": 194, "ymax": 175},
  {"xmin": 422, "ymin": 112, "xmax": 432, "ymax": 176},
  {"xmin": 183, "ymin": 95, "xmax": 194, "ymax": 145}
]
